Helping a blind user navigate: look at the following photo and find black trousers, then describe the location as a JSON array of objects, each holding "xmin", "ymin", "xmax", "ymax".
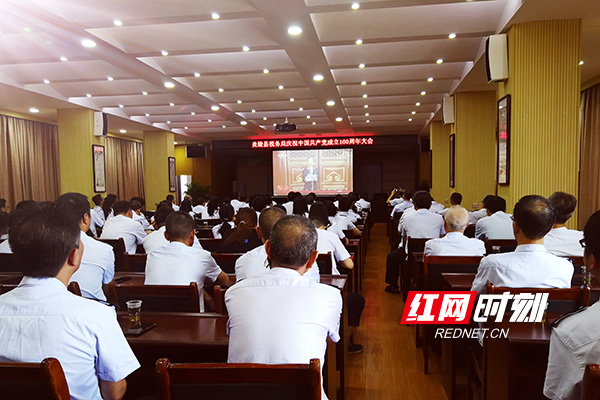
[
  {"xmin": 385, "ymin": 248, "xmax": 406, "ymax": 287},
  {"xmin": 348, "ymin": 292, "xmax": 365, "ymax": 327}
]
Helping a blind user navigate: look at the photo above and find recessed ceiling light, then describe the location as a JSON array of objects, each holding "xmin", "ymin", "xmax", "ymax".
[
  {"xmin": 299, "ymin": 107, "xmax": 304, "ymax": 111},
  {"xmin": 326, "ymin": 100, "xmax": 335, "ymax": 106},
  {"xmin": 218, "ymin": 88, "xmax": 224, "ymax": 92},
  {"xmin": 164, "ymin": 81, "xmax": 175, "ymax": 88},
  {"xmin": 174, "ymin": 142, "xmax": 178, "ymax": 145},
  {"xmin": 365, "ymin": 113, "xmax": 369, "ymax": 116},
  {"xmin": 448, "ymin": 33, "xmax": 457, "ymax": 39},
  {"xmin": 60, "ymin": 56, "xmax": 68, "ymax": 62},
  {"xmin": 313, "ymin": 74, "xmax": 324, "ymax": 81},
  {"xmin": 273, "ymin": 123, "xmax": 277, "ymax": 126},
  {"xmin": 366, "ymin": 120, "xmax": 370, "ymax": 123},
  {"xmin": 335, "ymin": 117, "xmax": 343, "ymax": 122},
  {"xmin": 306, "ymin": 115, "xmax": 311, "ymax": 119},
  {"xmin": 263, "ymin": 69, "xmax": 269, "ymax": 74},
  {"xmin": 252, "ymin": 109, "xmax": 256, "ymax": 113},
  {"xmin": 208, "ymin": 119, "xmax": 212, "ymax": 122},
  {"xmin": 427, "ymin": 77, "xmax": 434, "ymax": 82},
  {"xmin": 81, "ymin": 39, "xmax": 96, "ymax": 48},
  {"xmin": 579, "ymin": 60, "xmax": 584, "ymax": 65},
  {"xmin": 312, "ymin": 121, "xmax": 316, "ymax": 125},
  {"xmin": 436, "ymin": 59, "xmax": 444, "ymax": 64},
  {"xmin": 364, "ymin": 105, "xmax": 369, "ymax": 108},
  {"xmin": 358, "ymin": 63, "xmax": 365, "ymax": 69},
  {"xmin": 242, "ymin": 46, "xmax": 250, "ymax": 52},
  {"xmin": 421, "ymin": 91, "xmax": 426, "ymax": 95},
  {"xmin": 167, "ymin": 121, "xmax": 171, "ymax": 124},
  {"xmin": 263, "ymin": 117, "xmax": 267, "ymax": 120},
  {"xmin": 169, "ymin": 102, "xmax": 175, "ymax": 106},
  {"xmin": 161, "ymin": 50, "xmax": 169, "ymax": 56},
  {"xmin": 43, "ymin": 79, "xmax": 50, "ymax": 84},
  {"xmin": 107, "ymin": 76, "xmax": 113, "ymax": 81},
  {"xmin": 142, "ymin": 91, "xmax": 148, "ymax": 95},
  {"xmin": 416, "ymin": 102, "xmax": 421, "ymax": 106},
  {"xmin": 361, "ymin": 81, "xmax": 367, "ymax": 85},
  {"xmin": 86, "ymin": 93, "xmax": 92, "ymax": 97},
  {"xmin": 222, "ymin": 125, "xmax": 226, "ymax": 128},
  {"xmin": 278, "ymin": 85, "xmax": 284, "ymax": 90},
  {"xmin": 237, "ymin": 100, "xmax": 242, "ymax": 104},
  {"xmin": 29, "ymin": 107, "xmax": 39, "ymax": 113},
  {"xmin": 145, "ymin": 113, "xmax": 150, "ymax": 117},
  {"xmin": 211, "ymin": 13, "xmax": 220, "ymax": 20},
  {"xmin": 118, "ymin": 104, "xmax": 124, "ymax": 108},
  {"xmin": 120, "ymin": 129, "xmax": 127, "ymax": 133},
  {"xmin": 355, "ymin": 39, "xmax": 363, "ymax": 45},
  {"xmin": 194, "ymin": 72, "xmax": 201, "ymax": 77},
  {"xmin": 184, "ymin": 127, "xmax": 188, "ymax": 130},
  {"xmin": 362, "ymin": 94, "xmax": 368, "ymax": 98},
  {"xmin": 240, "ymin": 121, "xmax": 248, "ymax": 126},
  {"xmin": 113, "ymin": 20, "xmax": 123, "ymax": 26},
  {"xmin": 191, "ymin": 112, "xmax": 195, "ymax": 115},
  {"xmin": 288, "ymin": 26, "xmax": 302, "ymax": 35},
  {"xmin": 411, "ymin": 111, "xmax": 416, "ymax": 115},
  {"xmin": 408, "ymin": 118, "xmax": 413, "ymax": 122},
  {"xmin": 290, "ymin": 98, "xmax": 295, "ymax": 102},
  {"xmin": 211, "ymin": 105, "xmax": 220, "ymax": 111},
  {"xmin": 351, "ymin": 2, "xmax": 360, "ymax": 10}
]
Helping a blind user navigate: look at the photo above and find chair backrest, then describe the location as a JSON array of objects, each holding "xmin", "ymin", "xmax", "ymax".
[
  {"xmin": 0, "ymin": 283, "xmax": 17, "ymax": 295},
  {"xmin": 407, "ymin": 237, "xmax": 430, "ymax": 255},
  {"xmin": 464, "ymin": 224, "xmax": 476, "ymax": 238},
  {"xmin": 211, "ymin": 253, "xmax": 244, "ymax": 274},
  {"xmin": 195, "ymin": 228, "xmax": 214, "ymax": 239},
  {"xmin": 316, "ymin": 252, "xmax": 333, "ymax": 275},
  {"xmin": 0, "ymin": 253, "xmax": 18, "ymax": 273},
  {"xmin": 484, "ymin": 239, "xmax": 518, "ymax": 254},
  {"xmin": 582, "ymin": 364, "xmax": 600, "ymax": 400},
  {"xmin": 212, "ymin": 285, "xmax": 228, "ymax": 315},
  {"xmin": 423, "ymin": 255, "xmax": 483, "ymax": 291},
  {"xmin": 0, "ymin": 357, "xmax": 70, "ymax": 400},
  {"xmin": 108, "ymin": 281, "xmax": 200, "ymax": 312},
  {"xmin": 155, "ymin": 358, "xmax": 321, "ymax": 400},
  {"xmin": 486, "ymin": 283, "xmax": 591, "ymax": 313},
  {"xmin": 98, "ymin": 238, "xmax": 126, "ymax": 271},
  {"xmin": 67, "ymin": 281, "xmax": 81, "ymax": 296},
  {"xmin": 123, "ymin": 254, "xmax": 147, "ymax": 272},
  {"xmin": 198, "ymin": 238, "xmax": 222, "ymax": 253}
]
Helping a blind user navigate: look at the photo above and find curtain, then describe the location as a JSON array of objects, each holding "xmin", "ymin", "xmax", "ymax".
[
  {"xmin": 579, "ymin": 83, "xmax": 600, "ymax": 229},
  {"xmin": 0, "ymin": 115, "xmax": 61, "ymax": 210},
  {"xmin": 105, "ymin": 136, "xmax": 145, "ymax": 201}
]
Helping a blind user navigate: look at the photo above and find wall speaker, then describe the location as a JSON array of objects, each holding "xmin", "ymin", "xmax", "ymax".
[
  {"xmin": 442, "ymin": 96, "xmax": 455, "ymax": 125},
  {"xmin": 93, "ymin": 112, "xmax": 108, "ymax": 137},
  {"xmin": 186, "ymin": 145, "xmax": 206, "ymax": 158},
  {"xmin": 485, "ymin": 34, "xmax": 508, "ymax": 83}
]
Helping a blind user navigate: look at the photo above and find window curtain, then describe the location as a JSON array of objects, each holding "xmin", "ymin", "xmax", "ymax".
[
  {"xmin": 579, "ymin": 83, "xmax": 600, "ymax": 229},
  {"xmin": 104, "ymin": 136, "xmax": 145, "ymax": 201},
  {"xmin": 0, "ymin": 115, "xmax": 61, "ymax": 210}
]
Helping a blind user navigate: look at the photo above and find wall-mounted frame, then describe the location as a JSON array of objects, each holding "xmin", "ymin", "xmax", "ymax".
[
  {"xmin": 449, "ymin": 134, "xmax": 455, "ymax": 188},
  {"xmin": 92, "ymin": 145, "xmax": 106, "ymax": 192},
  {"xmin": 168, "ymin": 156, "xmax": 176, "ymax": 192},
  {"xmin": 497, "ymin": 94, "xmax": 511, "ymax": 185}
]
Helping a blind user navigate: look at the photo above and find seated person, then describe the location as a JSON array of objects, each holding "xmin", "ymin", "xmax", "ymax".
[
  {"xmin": 385, "ymin": 190, "xmax": 445, "ymax": 294},
  {"xmin": 100, "ymin": 200, "xmax": 147, "ymax": 254},
  {"xmin": 0, "ymin": 200, "xmax": 39, "ymax": 254},
  {"xmin": 469, "ymin": 195, "xmax": 494, "ymax": 225},
  {"xmin": 439, "ymin": 192, "xmax": 462, "ymax": 216},
  {"xmin": 544, "ymin": 209, "xmax": 600, "ymax": 400},
  {"xmin": 470, "ymin": 195, "xmax": 573, "ymax": 295},
  {"xmin": 386, "ymin": 188, "xmax": 404, "ymax": 206},
  {"xmin": 212, "ymin": 204, "xmax": 235, "ymax": 240},
  {"xmin": 544, "ymin": 191, "xmax": 583, "ymax": 257},
  {"xmin": 55, "ymin": 193, "xmax": 115, "ymax": 302},
  {"xmin": 145, "ymin": 212, "xmax": 230, "ymax": 312},
  {"xmin": 131, "ymin": 200, "xmax": 152, "ymax": 231},
  {"xmin": 216, "ymin": 208, "xmax": 262, "ymax": 253},
  {"xmin": 293, "ymin": 195, "xmax": 309, "ymax": 218},
  {"xmin": 230, "ymin": 193, "xmax": 249, "ymax": 213},
  {"xmin": 429, "ymin": 197, "xmax": 446, "ymax": 214},
  {"xmin": 0, "ymin": 201, "xmax": 139, "ymax": 400},
  {"xmin": 424, "ymin": 206, "xmax": 485, "ymax": 256},
  {"xmin": 390, "ymin": 190, "xmax": 413, "ymax": 216},
  {"xmin": 474, "ymin": 195, "xmax": 515, "ymax": 240},
  {"xmin": 333, "ymin": 197, "xmax": 361, "ymax": 237},
  {"xmin": 202, "ymin": 196, "xmax": 221, "ymax": 220},
  {"xmin": 225, "ymin": 215, "xmax": 342, "ymax": 400},
  {"xmin": 235, "ymin": 207, "xmax": 286, "ymax": 282},
  {"xmin": 282, "ymin": 191, "xmax": 298, "ymax": 215},
  {"xmin": 90, "ymin": 194, "xmax": 105, "ymax": 236},
  {"xmin": 355, "ymin": 192, "xmax": 371, "ymax": 211},
  {"xmin": 192, "ymin": 195, "xmax": 207, "ymax": 216},
  {"xmin": 166, "ymin": 194, "xmax": 179, "ymax": 211}
]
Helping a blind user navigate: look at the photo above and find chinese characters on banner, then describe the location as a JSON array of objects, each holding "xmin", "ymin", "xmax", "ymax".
[{"xmin": 251, "ymin": 137, "xmax": 374, "ymax": 149}]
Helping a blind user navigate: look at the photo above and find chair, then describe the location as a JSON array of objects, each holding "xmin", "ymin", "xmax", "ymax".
[
  {"xmin": 108, "ymin": 281, "xmax": 201, "ymax": 312},
  {"xmin": 401, "ymin": 237, "xmax": 430, "ymax": 301},
  {"xmin": 98, "ymin": 238, "xmax": 126, "ymax": 272},
  {"xmin": 484, "ymin": 239, "xmax": 517, "ymax": 255},
  {"xmin": 0, "ymin": 357, "xmax": 70, "ymax": 400},
  {"xmin": 464, "ymin": 224, "xmax": 476, "ymax": 238},
  {"xmin": 211, "ymin": 253, "xmax": 244, "ymax": 274},
  {"xmin": 581, "ymin": 364, "xmax": 600, "ymax": 400},
  {"xmin": 195, "ymin": 228, "xmax": 214, "ymax": 239},
  {"xmin": 486, "ymin": 283, "xmax": 591, "ymax": 311},
  {"xmin": 155, "ymin": 358, "xmax": 321, "ymax": 400},
  {"xmin": 198, "ymin": 238, "xmax": 222, "ymax": 253},
  {"xmin": 212, "ymin": 285, "xmax": 228, "ymax": 315},
  {"xmin": 123, "ymin": 254, "xmax": 147, "ymax": 272},
  {"xmin": 0, "ymin": 253, "xmax": 17, "ymax": 273},
  {"xmin": 316, "ymin": 253, "xmax": 333, "ymax": 275},
  {"xmin": 67, "ymin": 281, "xmax": 81, "ymax": 296}
]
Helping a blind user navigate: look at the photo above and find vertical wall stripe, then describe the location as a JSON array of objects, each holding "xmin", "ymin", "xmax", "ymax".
[{"xmin": 430, "ymin": 121, "xmax": 452, "ymax": 203}]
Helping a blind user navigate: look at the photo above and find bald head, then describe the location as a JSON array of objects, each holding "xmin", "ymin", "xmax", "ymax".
[
  {"xmin": 444, "ymin": 206, "xmax": 469, "ymax": 232},
  {"xmin": 258, "ymin": 207, "xmax": 286, "ymax": 241},
  {"xmin": 268, "ymin": 215, "xmax": 317, "ymax": 269}
]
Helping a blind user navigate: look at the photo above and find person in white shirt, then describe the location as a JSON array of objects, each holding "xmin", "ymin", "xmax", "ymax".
[
  {"xmin": 469, "ymin": 195, "xmax": 494, "ymax": 225},
  {"xmin": 90, "ymin": 194, "xmax": 105, "ymax": 236},
  {"xmin": 225, "ymin": 215, "xmax": 342, "ymax": 400},
  {"xmin": 355, "ymin": 193, "xmax": 371, "ymax": 212},
  {"xmin": 201, "ymin": 196, "xmax": 221, "ymax": 220},
  {"xmin": 166, "ymin": 194, "xmax": 179, "ymax": 211},
  {"xmin": 424, "ymin": 206, "xmax": 486, "ymax": 256},
  {"xmin": 0, "ymin": 200, "xmax": 39, "ymax": 254},
  {"xmin": 0, "ymin": 201, "xmax": 139, "ymax": 400},
  {"xmin": 230, "ymin": 193, "xmax": 249, "ymax": 214},
  {"xmin": 544, "ymin": 210, "xmax": 600, "ymax": 400},
  {"xmin": 334, "ymin": 198, "xmax": 361, "ymax": 237},
  {"xmin": 545, "ymin": 191, "xmax": 584, "ymax": 257},
  {"xmin": 131, "ymin": 200, "xmax": 152, "ymax": 231},
  {"xmin": 192, "ymin": 196, "xmax": 207, "ymax": 216},
  {"xmin": 235, "ymin": 207, "xmax": 286, "ymax": 282},
  {"xmin": 143, "ymin": 205, "xmax": 204, "ymax": 254},
  {"xmin": 470, "ymin": 195, "xmax": 574, "ymax": 295},
  {"xmin": 386, "ymin": 188, "xmax": 405, "ymax": 206},
  {"xmin": 282, "ymin": 191, "xmax": 298, "ymax": 215},
  {"xmin": 293, "ymin": 195, "xmax": 309, "ymax": 218},
  {"xmin": 439, "ymin": 192, "xmax": 462, "ymax": 216},
  {"xmin": 145, "ymin": 212, "xmax": 230, "ymax": 312},
  {"xmin": 385, "ymin": 190, "xmax": 445, "ymax": 294},
  {"xmin": 100, "ymin": 200, "xmax": 147, "ymax": 254},
  {"xmin": 430, "ymin": 198, "xmax": 446, "ymax": 214},
  {"xmin": 474, "ymin": 195, "xmax": 515, "ymax": 240},
  {"xmin": 212, "ymin": 204, "xmax": 236, "ymax": 239},
  {"xmin": 390, "ymin": 191, "xmax": 413, "ymax": 216},
  {"xmin": 55, "ymin": 193, "xmax": 115, "ymax": 302}
]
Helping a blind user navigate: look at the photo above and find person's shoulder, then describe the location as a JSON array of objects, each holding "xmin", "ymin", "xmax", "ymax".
[
  {"xmin": 553, "ymin": 302, "xmax": 600, "ymax": 348},
  {"xmin": 63, "ymin": 291, "xmax": 117, "ymax": 320}
]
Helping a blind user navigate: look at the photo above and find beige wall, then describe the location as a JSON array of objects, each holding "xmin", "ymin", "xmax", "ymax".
[{"xmin": 143, "ymin": 131, "xmax": 175, "ymax": 209}]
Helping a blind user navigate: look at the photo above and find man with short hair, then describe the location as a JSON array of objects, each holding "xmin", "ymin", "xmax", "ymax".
[
  {"xmin": 544, "ymin": 191, "xmax": 584, "ymax": 257},
  {"xmin": 282, "ymin": 191, "xmax": 297, "ymax": 215},
  {"xmin": 131, "ymin": 200, "xmax": 152, "ymax": 231},
  {"xmin": 439, "ymin": 192, "xmax": 463, "ymax": 216},
  {"xmin": 474, "ymin": 195, "xmax": 515, "ymax": 240},
  {"xmin": 90, "ymin": 194, "xmax": 105, "ymax": 236},
  {"xmin": 334, "ymin": 197, "xmax": 361, "ymax": 237},
  {"xmin": 166, "ymin": 194, "xmax": 179, "ymax": 211},
  {"xmin": 0, "ymin": 202, "xmax": 139, "ymax": 400},
  {"xmin": 143, "ymin": 205, "xmax": 204, "ymax": 254},
  {"xmin": 544, "ymin": 210, "xmax": 600, "ymax": 400},
  {"xmin": 355, "ymin": 192, "xmax": 371, "ymax": 212},
  {"xmin": 470, "ymin": 195, "xmax": 573, "ymax": 295},
  {"xmin": 100, "ymin": 200, "xmax": 146, "ymax": 254},
  {"xmin": 469, "ymin": 195, "xmax": 495, "ymax": 225},
  {"xmin": 0, "ymin": 200, "xmax": 39, "ymax": 254},
  {"xmin": 55, "ymin": 193, "xmax": 115, "ymax": 301},
  {"xmin": 424, "ymin": 206, "xmax": 485, "ymax": 256},
  {"xmin": 145, "ymin": 212, "xmax": 230, "ymax": 312},
  {"xmin": 235, "ymin": 207, "xmax": 286, "ymax": 281},
  {"xmin": 226, "ymin": 215, "xmax": 342, "ymax": 400},
  {"xmin": 390, "ymin": 190, "xmax": 413, "ymax": 216}
]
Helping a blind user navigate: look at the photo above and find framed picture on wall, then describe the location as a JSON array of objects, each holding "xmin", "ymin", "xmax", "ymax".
[
  {"xmin": 92, "ymin": 145, "xmax": 106, "ymax": 192},
  {"xmin": 497, "ymin": 94, "xmax": 511, "ymax": 185},
  {"xmin": 168, "ymin": 156, "xmax": 176, "ymax": 192},
  {"xmin": 449, "ymin": 134, "xmax": 455, "ymax": 188}
]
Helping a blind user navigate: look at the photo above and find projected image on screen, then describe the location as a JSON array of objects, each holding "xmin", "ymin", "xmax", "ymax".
[{"xmin": 273, "ymin": 148, "xmax": 353, "ymax": 196}]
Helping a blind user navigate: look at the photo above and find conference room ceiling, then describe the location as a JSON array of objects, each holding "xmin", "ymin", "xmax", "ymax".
[{"xmin": 0, "ymin": 0, "xmax": 598, "ymax": 143}]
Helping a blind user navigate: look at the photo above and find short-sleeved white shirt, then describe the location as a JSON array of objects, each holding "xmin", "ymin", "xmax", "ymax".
[
  {"xmin": 90, "ymin": 207, "xmax": 104, "ymax": 236},
  {"xmin": 132, "ymin": 212, "xmax": 152, "ymax": 231},
  {"xmin": 474, "ymin": 211, "xmax": 515, "ymax": 240},
  {"xmin": 192, "ymin": 204, "xmax": 206, "ymax": 215},
  {"xmin": 356, "ymin": 199, "xmax": 371, "ymax": 211},
  {"xmin": 69, "ymin": 231, "xmax": 115, "ymax": 301},
  {"xmin": 332, "ymin": 212, "xmax": 356, "ymax": 230},
  {"xmin": 282, "ymin": 201, "xmax": 294, "ymax": 215},
  {"xmin": 469, "ymin": 208, "xmax": 487, "ymax": 225},
  {"xmin": 142, "ymin": 226, "xmax": 203, "ymax": 254},
  {"xmin": 399, "ymin": 209, "xmax": 445, "ymax": 240},
  {"xmin": 424, "ymin": 232, "xmax": 486, "ymax": 256},
  {"xmin": 430, "ymin": 201, "xmax": 446, "ymax": 214},
  {"xmin": 230, "ymin": 199, "xmax": 249, "ymax": 213},
  {"xmin": 544, "ymin": 227, "xmax": 584, "ymax": 258},
  {"xmin": 234, "ymin": 244, "xmax": 269, "ymax": 282},
  {"xmin": 316, "ymin": 228, "xmax": 350, "ymax": 275},
  {"xmin": 225, "ymin": 267, "xmax": 342, "ymax": 400},
  {"xmin": 100, "ymin": 214, "xmax": 146, "ymax": 254},
  {"xmin": 0, "ymin": 237, "xmax": 11, "ymax": 253},
  {"xmin": 212, "ymin": 221, "xmax": 235, "ymax": 239},
  {"xmin": 391, "ymin": 200, "xmax": 413, "ymax": 216},
  {"xmin": 469, "ymin": 244, "xmax": 574, "ymax": 295},
  {"xmin": 327, "ymin": 222, "xmax": 346, "ymax": 240},
  {"xmin": 0, "ymin": 277, "xmax": 139, "ymax": 400}
]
